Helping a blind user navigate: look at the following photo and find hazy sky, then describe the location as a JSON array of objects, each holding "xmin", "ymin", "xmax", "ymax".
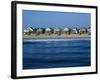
[{"xmin": 23, "ymin": 10, "xmax": 91, "ymax": 29}]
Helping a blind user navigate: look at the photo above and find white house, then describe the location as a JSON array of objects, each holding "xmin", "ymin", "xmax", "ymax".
[
  {"xmin": 23, "ymin": 29, "xmax": 29, "ymax": 35},
  {"xmin": 63, "ymin": 28, "xmax": 70, "ymax": 34},
  {"xmin": 45, "ymin": 28, "xmax": 52, "ymax": 35},
  {"xmin": 45, "ymin": 28, "xmax": 51, "ymax": 32},
  {"xmin": 27, "ymin": 27, "xmax": 34, "ymax": 31}
]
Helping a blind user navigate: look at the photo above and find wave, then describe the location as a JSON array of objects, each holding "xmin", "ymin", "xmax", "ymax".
[{"xmin": 23, "ymin": 38, "xmax": 90, "ymax": 42}]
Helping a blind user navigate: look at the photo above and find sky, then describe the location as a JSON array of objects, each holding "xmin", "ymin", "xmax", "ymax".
[{"xmin": 23, "ymin": 10, "xmax": 91, "ymax": 29}]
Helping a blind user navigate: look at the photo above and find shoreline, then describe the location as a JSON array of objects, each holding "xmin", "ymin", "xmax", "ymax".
[
  {"xmin": 23, "ymin": 37, "xmax": 90, "ymax": 42},
  {"xmin": 23, "ymin": 34, "xmax": 90, "ymax": 40},
  {"xmin": 23, "ymin": 38, "xmax": 90, "ymax": 42}
]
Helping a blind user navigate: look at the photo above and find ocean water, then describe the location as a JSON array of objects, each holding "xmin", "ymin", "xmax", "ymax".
[{"xmin": 23, "ymin": 39, "xmax": 91, "ymax": 69}]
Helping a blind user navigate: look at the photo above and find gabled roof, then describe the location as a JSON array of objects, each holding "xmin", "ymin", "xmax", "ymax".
[
  {"xmin": 45, "ymin": 28, "xmax": 51, "ymax": 31},
  {"xmin": 54, "ymin": 28, "xmax": 61, "ymax": 31},
  {"xmin": 63, "ymin": 28, "xmax": 69, "ymax": 31},
  {"xmin": 27, "ymin": 27, "xmax": 34, "ymax": 31}
]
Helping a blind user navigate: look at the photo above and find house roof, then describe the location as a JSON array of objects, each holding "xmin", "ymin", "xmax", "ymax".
[
  {"xmin": 27, "ymin": 27, "xmax": 34, "ymax": 31},
  {"xmin": 24, "ymin": 29, "xmax": 29, "ymax": 32},
  {"xmin": 63, "ymin": 28, "xmax": 69, "ymax": 31},
  {"xmin": 37, "ymin": 28, "xmax": 43, "ymax": 31},
  {"xmin": 54, "ymin": 28, "xmax": 61, "ymax": 31},
  {"xmin": 45, "ymin": 28, "xmax": 51, "ymax": 31}
]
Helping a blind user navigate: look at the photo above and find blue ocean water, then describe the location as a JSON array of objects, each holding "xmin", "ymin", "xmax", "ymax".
[{"xmin": 23, "ymin": 39, "xmax": 91, "ymax": 69}]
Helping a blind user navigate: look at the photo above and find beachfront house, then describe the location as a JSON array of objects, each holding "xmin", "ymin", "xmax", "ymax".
[
  {"xmin": 27, "ymin": 27, "xmax": 34, "ymax": 31},
  {"xmin": 35, "ymin": 28, "xmax": 43, "ymax": 35},
  {"xmin": 63, "ymin": 28, "xmax": 70, "ymax": 34},
  {"xmin": 54, "ymin": 28, "xmax": 62, "ymax": 35},
  {"xmin": 79, "ymin": 28, "xmax": 87, "ymax": 34},
  {"xmin": 27, "ymin": 27, "xmax": 34, "ymax": 34},
  {"xmin": 45, "ymin": 28, "xmax": 52, "ymax": 35},
  {"xmin": 23, "ymin": 29, "xmax": 29, "ymax": 35},
  {"xmin": 87, "ymin": 27, "xmax": 91, "ymax": 35},
  {"xmin": 70, "ymin": 28, "xmax": 79, "ymax": 34}
]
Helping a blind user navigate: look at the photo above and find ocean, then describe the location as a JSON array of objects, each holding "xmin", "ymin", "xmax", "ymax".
[{"xmin": 23, "ymin": 39, "xmax": 91, "ymax": 69}]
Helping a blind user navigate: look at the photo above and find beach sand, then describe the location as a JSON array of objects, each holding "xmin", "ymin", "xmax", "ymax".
[{"xmin": 23, "ymin": 34, "xmax": 90, "ymax": 39}]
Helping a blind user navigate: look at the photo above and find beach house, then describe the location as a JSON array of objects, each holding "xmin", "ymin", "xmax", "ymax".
[
  {"xmin": 79, "ymin": 28, "xmax": 87, "ymax": 34},
  {"xmin": 70, "ymin": 28, "xmax": 79, "ymax": 34},
  {"xmin": 45, "ymin": 28, "xmax": 52, "ymax": 35},
  {"xmin": 27, "ymin": 27, "xmax": 34, "ymax": 34},
  {"xmin": 23, "ymin": 29, "xmax": 29, "ymax": 35},
  {"xmin": 54, "ymin": 28, "xmax": 62, "ymax": 35},
  {"xmin": 35, "ymin": 28, "xmax": 43, "ymax": 35},
  {"xmin": 27, "ymin": 27, "xmax": 34, "ymax": 31},
  {"xmin": 87, "ymin": 27, "xmax": 91, "ymax": 35},
  {"xmin": 63, "ymin": 28, "xmax": 70, "ymax": 34}
]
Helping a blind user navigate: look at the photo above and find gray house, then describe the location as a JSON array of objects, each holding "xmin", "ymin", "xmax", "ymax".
[
  {"xmin": 70, "ymin": 28, "xmax": 79, "ymax": 34},
  {"xmin": 54, "ymin": 28, "xmax": 62, "ymax": 35},
  {"xmin": 87, "ymin": 28, "xmax": 91, "ymax": 35},
  {"xmin": 79, "ymin": 28, "xmax": 87, "ymax": 34},
  {"xmin": 35, "ymin": 28, "xmax": 43, "ymax": 35}
]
